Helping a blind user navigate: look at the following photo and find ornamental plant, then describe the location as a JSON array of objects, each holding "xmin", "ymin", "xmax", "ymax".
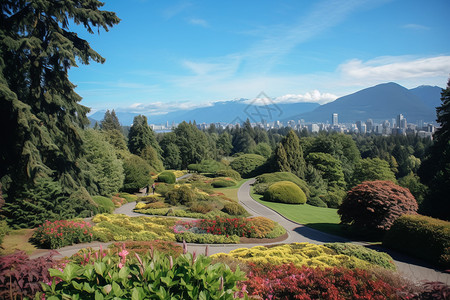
[
  {"xmin": 338, "ymin": 180, "xmax": 418, "ymax": 231},
  {"xmin": 199, "ymin": 217, "xmax": 256, "ymax": 237},
  {"xmin": 42, "ymin": 244, "xmax": 246, "ymax": 299},
  {"xmin": 242, "ymin": 263, "xmax": 406, "ymax": 300},
  {"xmin": 31, "ymin": 219, "xmax": 94, "ymax": 249}
]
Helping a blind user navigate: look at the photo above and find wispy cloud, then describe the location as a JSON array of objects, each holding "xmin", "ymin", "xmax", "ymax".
[
  {"xmin": 163, "ymin": 2, "xmax": 191, "ymax": 19},
  {"xmin": 402, "ymin": 23, "xmax": 430, "ymax": 31},
  {"xmin": 188, "ymin": 18, "xmax": 209, "ymax": 27},
  {"xmin": 338, "ymin": 55, "xmax": 450, "ymax": 81}
]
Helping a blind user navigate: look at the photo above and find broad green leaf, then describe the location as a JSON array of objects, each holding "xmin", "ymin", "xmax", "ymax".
[
  {"xmin": 95, "ymin": 290, "xmax": 105, "ymax": 300},
  {"xmin": 94, "ymin": 262, "xmax": 107, "ymax": 275},
  {"xmin": 199, "ymin": 291, "xmax": 207, "ymax": 300},
  {"xmin": 118, "ymin": 266, "xmax": 129, "ymax": 280},
  {"xmin": 160, "ymin": 276, "xmax": 171, "ymax": 286},
  {"xmin": 112, "ymin": 281, "xmax": 123, "ymax": 297},
  {"xmin": 83, "ymin": 282, "xmax": 95, "ymax": 293},
  {"xmin": 72, "ymin": 281, "xmax": 83, "ymax": 290},
  {"xmin": 48, "ymin": 268, "xmax": 63, "ymax": 279}
]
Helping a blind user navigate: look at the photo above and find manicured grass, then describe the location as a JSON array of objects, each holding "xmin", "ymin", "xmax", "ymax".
[
  {"xmin": 212, "ymin": 179, "xmax": 247, "ymax": 202},
  {"xmin": 251, "ymin": 191, "xmax": 347, "ymax": 237}
]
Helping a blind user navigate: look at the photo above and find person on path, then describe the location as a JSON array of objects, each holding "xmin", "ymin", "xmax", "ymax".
[{"xmin": 152, "ymin": 183, "xmax": 156, "ymax": 194}]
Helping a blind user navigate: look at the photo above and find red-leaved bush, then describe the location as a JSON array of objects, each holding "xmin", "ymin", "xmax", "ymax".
[
  {"xmin": 0, "ymin": 251, "xmax": 58, "ymax": 299},
  {"xmin": 242, "ymin": 263, "xmax": 406, "ymax": 300},
  {"xmin": 338, "ymin": 180, "xmax": 418, "ymax": 231}
]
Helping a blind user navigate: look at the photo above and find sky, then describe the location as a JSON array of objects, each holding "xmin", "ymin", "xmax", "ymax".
[{"xmin": 67, "ymin": 0, "xmax": 450, "ymax": 116}]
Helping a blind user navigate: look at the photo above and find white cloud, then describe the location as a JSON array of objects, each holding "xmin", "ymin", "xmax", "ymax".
[
  {"xmin": 338, "ymin": 55, "xmax": 450, "ymax": 81},
  {"xmin": 275, "ymin": 90, "xmax": 338, "ymax": 105},
  {"xmin": 188, "ymin": 18, "xmax": 208, "ymax": 27}
]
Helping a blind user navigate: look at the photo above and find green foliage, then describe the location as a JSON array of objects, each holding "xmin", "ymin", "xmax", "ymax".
[
  {"xmin": 174, "ymin": 121, "xmax": 210, "ymax": 169},
  {"xmin": 274, "ymin": 130, "xmax": 306, "ymax": 179},
  {"xmin": 211, "ymin": 179, "xmax": 237, "ymax": 188},
  {"xmin": 80, "ymin": 129, "xmax": 124, "ymax": 196},
  {"xmin": 351, "ymin": 158, "xmax": 396, "ymax": 187},
  {"xmin": 175, "ymin": 232, "xmax": 240, "ymax": 244},
  {"xmin": 255, "ymin": 172, "xmax": 310, "ymax": 198},
  {"xmin": 165, "ymin": 186, "xmax": 195, "ymax": 205},
  {"xmin": 188, "ymin": 159, "xmax": 226, "ymax": 173},
  {"xmin": 158, "ymin": 171, "xmax": 177, "ymax": 184},
  {"xmin": 230, "ymin": 154, "xmax": 266, "ymax": 178},
  {"xmin": 4, "ymin": 177, "xmax": 96, "ymax": 228},
  {"xmin": 118, "ymin": 192, "xmax": 139, "ymax": 203},
  {"xmin": 0, "ymin": 220, "xmax": 9, "ymax": 246},
  {"xmin": 250, "ymin": 142, "xmax": 272, "ymax": 158},
  {"xmin": 135, "ymin": 208, "xmax": 234, "ymax": 219},
  {"xmin": 108, "ymin": 240, "xmax": 183, "ymax": 258},
  {"xmin": 43, "ymin": 249, "xmax": 245, "ymax": 299},
  {"xmin": 222, "ymin": 202, "xmax": 248, "ymax": 216},
  {"xmin": 92, "ymin": 214, "xmax": 176, "ymax": 242},
  {"xmin": 31, "ymin": 220, "xmax": 94, "ymax": 249},
  {"xmin": 101, "ymin": 110, "xmax": 121, "ymax": 131},
  {"xmin": 127, "ymin": 115, "xmax": 161, "ymax": 155},
  {"xmin": 140, "ymin": 145, "xmax": 164, "ymax": 173},
  {"xmin": 320, "ymin": 187, "xmax": 346, "ymax": 209},
  {"xmin": 122, "ymin": 154, "xmax": 152, "ymax": 193},
  {"xmin": 264, "ymin": 181, "xmax": 306, "ymax": 204},
  {"xmin": 216, "ymin": 132, "xmax": 233, "ymax": 156},
  {"xmin": 383, "ymin": 214, "xmax": 450, "ymax": 269},
  {"xmin": 398, "ymin": 172, "xmax": 428, "ymax": 205},
  {"xmin": 159, "ymin": 132, "xmax": 182, "ymax": 170},
  {"xmin": 92, "ymin": 196, "xmax": 116, "ymax": 214},
  {"xmin": 324, "ymin": 243, "xmax": 396, "ymax": 270},
  {"xmin": 307, "ymin": 196, "xmax": 327, "ymax": 208},
  {"xmin": 0, "ymin": 0, "xmax": 120, "ymax": 219},
  {"xmin": 338, "ymin": 180, "xmax": 418, "ymax": 231},
  {"xmin": 101, "ymin": 129, "xmax": 128, "ymax": 151},
  {"xmin": 214, "ymin": 169, "xmax": 241, "ymax": 181},
  {"xmin": 306, "ymin": 152, "xmax": 346, "ymax": 189}
]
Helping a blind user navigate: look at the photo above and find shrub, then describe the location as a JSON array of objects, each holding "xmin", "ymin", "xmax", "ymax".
[
  {"xmin": 31, "ymin": 220, "xmax": 94, "ymax": 249},
  {"xmin": 253, "ymin": 182, "xmax": 271, "ymax": 195},
  {"xmin": 42, "ymin": 248, "xmax": 245, "ymax": 299},
  {"xmin": 122, "ymin": 154, "xmax": 152, "ymax": 193},
  {"xmin": 108, "ymin": 240, "xmax": 182, "ymax": 258},
  {"xmin": 165, "ymin": 185, "xmax": 196, "ymax": 205},
  {"xmin": 230, "ymin": 154, "xmax": 266, "ymax": 178},
  {"xmin": 0, "ymin": 251, "xmax": 58, "ymax": 299},
  {"xmin": 383, "ymin": 214, "xmax": 450, "ymax": 269},
  {"xmin": 307, "ymin": 196, "xmax": 327, "ymax": 208},
  {"xmin": 92, "ymin": 195, "xmax": 116, "ymax": 214},
  {"xmin": 320, "ymin": 188, "xmax": 346, "ymax": 208},
  {"xmin": 187, "ymin": 159, "xmax": 225, "ymax": 173},
  {"xmin": 118, "ymin": 192, "xmax": 138, "ymax": 203},
  {"xmin": 157, "ymin": 171, "xmax": 176, "ymax": 184},
  {"xmin": 248, "ymin": 217, "xmax": 276, "ymax": 238},
  {"xmin": 324, "ymin": 242, "xmax": 396, "ymax": 270},
  {"xmin": 189, "ymin": 201, "xmax": 215, "ymax": 214},
  {"xmin": 0, "ymin": 220, "xmax": 9, "ymax": 246},
  {"xmin": 338, "ymin": 180, "xmax": 418, "ymax": 231},
  {"xmin": 264, "ymin": 181, "xmax": 306, "ymax": 204},
  {"xmin": 135, "ymin": 201, "xmax": 167, "ymax": 210},
  {"xmin": 111, "ymin": 195, "xmax": 126, "ymax": 207},
  {"xmin": 214, "ymin": 169, "xmax": 241, "ymax": 181},
  {"xmin": 222, "ymin": 202, "xmax": 248, "ymax": 216},
  {"xmin": 138, "ymin": 195, "xmax": 161, "ymax": 203},
  {"xmin": 212, "ymin": 243, "xmax": 373, "ymax": 270},
  {"xmin": 175, "ymin": 232, "xmax": 240, "ymax": 244},
  {"xmin": 211, "ymin": 178, "xmax": 236, "ymax": 188},
  {"xmin": 154, "ymin": 183, "xmax": 173, "ymax": 196},
  {"xmin": 256, "ymin": 172, "xmax": 310, "ymax": 198},
  {"xmin": 242, "ymin": 264, "xmax": 404, "ymax": 300}
]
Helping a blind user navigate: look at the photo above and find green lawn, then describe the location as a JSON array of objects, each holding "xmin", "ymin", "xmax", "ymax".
[
  {"xmin": 212, "ymin": 179, "xmax": 247, "ymax": 202},
  {"xmin": 251, "ymin": 191, "xmax": 349, "ymax": 237}
]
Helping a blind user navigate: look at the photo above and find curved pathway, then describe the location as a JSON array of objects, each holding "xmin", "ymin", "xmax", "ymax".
[{"xmin": 32, "ymin": 178, "xmax": 449, "ymax": 284}]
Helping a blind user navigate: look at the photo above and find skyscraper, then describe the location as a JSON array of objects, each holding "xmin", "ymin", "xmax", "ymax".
[
  {"xmin": 332, "ymin": 113, "xmax": 338, "ymax": 126},
  {"xmin": 366, "ymin": 119, "xmax": 373, "ymax": 132}
]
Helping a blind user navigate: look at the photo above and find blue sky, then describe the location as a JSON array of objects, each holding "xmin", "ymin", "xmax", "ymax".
[{"xmin": 68, "ymin": 0, "xmax": 450, "ymax": 116}]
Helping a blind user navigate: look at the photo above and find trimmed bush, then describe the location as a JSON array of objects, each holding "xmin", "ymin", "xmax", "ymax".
[
  {"xmin": 383, "ymin": 214, "xmax": 450, "ymax": 269},
  {"xmin": 214, "ymin": 169, "xmax": 241, "ymax": 181},
  {"xmin": 338, "ymin": 180, "xmax": 418, "ymax": 231},
  {"xmin": 255, "ymin": 172, "xmax": 310, "ymax": 198},
  {"xmin": 189, "ymin": 201, "xmax": 215, "ymax": 214},
  {"xmin": 92, "ymin": 195, "xmax": 116, "ymax": 214},
  {"xmin": 175, "ymin": 232, "xmax": 240, "ymax": 244},
  {"xmin": 307, "ymin": 196, "xmax": 327, "ymax": 208},
  {"xmin": 165, "ymin": 185, "xmax": 196, "ymax": 205},
  {"xmin": 264, "ymin": 181, "xmax": 306, "ymax": 204},
  {"xmin": 324, "ymin": 243, "xmax": 396, "ymax": 270},
  {"xmin": 222, "ymin": 202, "xmax": 248, "ymax": 216},
  {"xmin": 157, "ymin": 171, "xmax": 176, "ymax": 184},
  {"xmin": 230, "ymin": 154, "xmax": 266, "ymax": 178},
  {"xmin": 211, "ymin": 178, "xmax": 236, "ymax": 188}
]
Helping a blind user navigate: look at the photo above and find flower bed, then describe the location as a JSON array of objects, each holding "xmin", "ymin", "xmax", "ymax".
[{"xmin": 31, "ymin": 220, "xmax": 94, "ymax": 249}]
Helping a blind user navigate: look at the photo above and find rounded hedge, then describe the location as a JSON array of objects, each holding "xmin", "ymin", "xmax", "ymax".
[
  {"xmin": 230, "ymin": 154, "xmax": 266, "ymax": 178},
  {"xmin": 255, "ymin": 172, "xmax": 310, "ymax": 198},
  {"xmin": 157, "ymin": 171, "xmax": 176, "ymax": 184},
  {"xmin": 211, "ymin": 178, "xmax": 236, "ymax": 188},
  {"xmin": 264, "ymin": 181, "xmax": 306, "ymax": 204},
  {"xmin": 222, "ymin": 202, "xmax": 248, "ymax": 216},
  {"xmin": 214, "ymin": 169, "xmax": 242, "ymax": 181}
]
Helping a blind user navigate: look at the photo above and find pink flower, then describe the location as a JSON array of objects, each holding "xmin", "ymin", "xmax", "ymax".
[
  {"xmin": 118, "ymin": 249, "xmax": 129, "ymax": 259},
  {"xmin": 118, "ymin": 262, "xmax": 124, "ymax": 269}
]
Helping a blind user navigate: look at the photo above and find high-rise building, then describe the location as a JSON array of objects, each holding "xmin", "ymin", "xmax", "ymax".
[
  {"xmin": 332, "ymin": 113, "xmax": 338, "ymax": 126},
  {"xmin": 397, "ymin": 114, "xmax": 406, "ymax": 129},
  {"xmin": 366, "ymin": 119, "xmax": 373, "ymax": 132}
]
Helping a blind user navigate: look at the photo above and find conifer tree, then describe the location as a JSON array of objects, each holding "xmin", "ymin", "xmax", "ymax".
[
  {"xmin": 274, "ymin": 130, "xmax": 306, "ymax": 179},
  {"xmin": 0, "ymin": 1, "xmax": 119, "ymax": 224},
  {"xmin": 128, "ymin": 115, "xmax": 161, "ymax": 155},
  {"xmin": 101, "ymin": 109, "xmax": 121, "ymax": 131}
]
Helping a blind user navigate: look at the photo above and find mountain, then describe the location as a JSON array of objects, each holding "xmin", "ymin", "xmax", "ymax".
[
  {"xmin": 296, "ymin": 82, "xmax": 437, "ymax": 124},
  {"xmin": 89, "ymin": 100, "xmax": 320, "ymax": 125},
  {"xmin": 409, "ymin": 85, "xmax": 442, "ymax": 110}
]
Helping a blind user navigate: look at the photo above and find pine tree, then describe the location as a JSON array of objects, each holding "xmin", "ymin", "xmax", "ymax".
[
  {"xmin": 275, "ymin": 130, "xmax": 306, "ymax": 179},
  {"xmin": 0, "ymin": 1, "xmax": 119, "ymax": 224},
  {"xmin": 101, "ymin": 109, "xmax": 121, "ymax": 131},
  {"xmin": 128, "ymin": 115, "xmax": 160, "ymax": 155}
]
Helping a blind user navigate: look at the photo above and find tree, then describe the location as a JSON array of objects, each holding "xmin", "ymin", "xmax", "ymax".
[
  {"xmin": 159, "ymin": 132, "xmax": 181, "ymax": 170},
  {"xmin": 250, "ymin": 142, "xmax": 272, "ymax": 158},
  {"xmin": 101, "ymin": 109, "xmax": 121, "ymax": 131},
  {"xmin": 216, "ymin": 132, "xmax": 233, "ymax": 156},
  {"xmin": 122, "ymin": 154, "xmax": 152, "ymax": 193},
  {"xmin": 338, "ymin": 180, "xmax": 418, "ymax": 231},
  {"xmin": 128, "ymin": 115, "xmax": 160, "ymax": 155},
  {"xmin": 274, "ymin": 130, "xmax": 306, "ymax": 179},
  {"xmin": 351, "ymin": 158, "xmax": 396, "ymax": 187},
  {"xmin": 140, "ymin": 145, "xmax": 164, "ymax": 173},
  {"xmin": 174, "ymin": 121, "xmax": 209, "ymax": 169},
  {"xmin": 305, "ymin": 152, "xmax": 345, "ymax": 189},
  {"xmin": 419, "ymin": 79, "xmax": 450, "ymax": 220},
  {"xmin": 0, "ymin": 1, "xmax": 119, "ymax": 220},
  {"xmin": 230, "ymin": 154, "xmax": 266, "ymax": 178}
]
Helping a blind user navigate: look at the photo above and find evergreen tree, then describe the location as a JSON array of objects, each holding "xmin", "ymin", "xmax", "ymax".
[
  {"xmin": 140, "ymin": 145, "xmax": 164, "ymax": 173},
  {"xmin": 101, "ymin": 109, "xmax": 121, "ymax": 131},
  {"xmin": 275, "ymin": 143, "xmax": 290, "ymax": 172},
  {"xmin": 216, "ymin": 132, "xmax": 233, "ymax": 156},
  {"xmin": 174, "ymin": 121, "xmax": 209, "ymax": 169},
  {"xmin": 159, "ymin": 132, "xmax": 182, "ymax": 170},
  {"xmin": 419, "ymin": 79, "xmax": 450, "ymax": 220},
  {"xmin": 127, "ymin": 115, "xmax": 160, "ymax": 155},
  {"xmin": 274, "ymin": 130, "xmax": 306, "ymax": 178},
  {"xmin": 0, "ymin": 1, "xmax": 119, "ymax": 221}
]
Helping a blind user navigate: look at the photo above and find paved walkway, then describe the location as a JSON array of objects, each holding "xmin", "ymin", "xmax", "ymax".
[{"xmin": 31, "ymin": 178, "xmax": 449, "ymax": 284}]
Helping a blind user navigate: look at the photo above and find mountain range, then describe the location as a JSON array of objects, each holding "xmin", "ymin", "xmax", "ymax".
[{"xmin": 89, "ymin": 82, "xmax": 442, "ymax": 126}]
